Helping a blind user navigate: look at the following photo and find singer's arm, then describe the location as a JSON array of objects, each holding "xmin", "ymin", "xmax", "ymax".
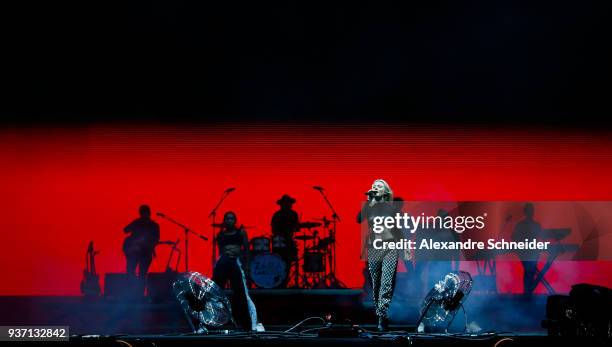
[
  {"xmin": 358, "ymin": 205, "xmax": 370, "ymax": 259},
  {"xmin": 357, "ymin": 202, "xmax": 371, "ymax": 224}
]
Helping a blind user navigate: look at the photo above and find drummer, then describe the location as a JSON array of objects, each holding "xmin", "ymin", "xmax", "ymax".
[
  {"xmin": 271, "ymin": 194, "xmax": 300, "ymax": 261},
  {"xmin": 213, "ymin": 211, "xmax": 259, "ymax": 331}
]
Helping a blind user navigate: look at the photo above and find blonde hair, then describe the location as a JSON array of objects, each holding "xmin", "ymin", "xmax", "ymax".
[{"xmin": 373, "ymin": 178, "xmax": 393, "ymax": 201}]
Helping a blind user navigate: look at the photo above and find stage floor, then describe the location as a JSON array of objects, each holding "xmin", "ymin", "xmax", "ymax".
[
  {"xmin": 29, "ymin": 332, "xmax": 612, "ymax": 347},
  {"xmin": 0, "ymin": 291, "xmax": 549, "ymax": 336}
]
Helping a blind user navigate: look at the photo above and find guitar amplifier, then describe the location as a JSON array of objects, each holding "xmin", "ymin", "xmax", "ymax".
[
  {"xmin": 104, "ymin": 273, "xmax": 144, "ymax": 298},
  {"xmin": 147, "ymin": 271, "xmax": 179, "ymax": 301}
]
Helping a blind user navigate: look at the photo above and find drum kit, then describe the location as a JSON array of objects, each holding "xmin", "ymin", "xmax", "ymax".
[
  {"xmin": 160, "ymin": 214, "xmax": 345, "ymax": 289},
  {"xmin": 206, "ymin": 186, "xmax": 345, "ymax": 289},
  {"xmin": 245, "ymin": 219, "xmax": 342, "ymax": 289}
]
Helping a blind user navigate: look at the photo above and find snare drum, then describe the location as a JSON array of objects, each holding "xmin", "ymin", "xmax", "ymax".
[
  {"xmin": 250, "ymin": 237, "xmax": 271, "ymax": 255},
  {"xmin": 249, "ymin": 253, "xmax": 287, "ymax": 289}
]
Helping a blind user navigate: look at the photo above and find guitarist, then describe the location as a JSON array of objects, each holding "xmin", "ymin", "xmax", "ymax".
[{"xmin": 123, "ymin": 204, "xmax": 160, "ymax": 281}]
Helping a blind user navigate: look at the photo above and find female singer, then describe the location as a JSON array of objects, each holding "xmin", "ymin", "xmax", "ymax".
[
  {"xmin": 213, "ymin": 211, "xmax": 259, "ymax": 331},
  {"xmin": 357, "ymin": 179, "xmax": 400, "ymax": 331}
]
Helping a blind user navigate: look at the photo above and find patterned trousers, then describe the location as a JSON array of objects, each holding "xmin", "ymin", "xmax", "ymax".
[{"xmin": 368, "ymin": 248, "xmax": 398, "ymax": 319}]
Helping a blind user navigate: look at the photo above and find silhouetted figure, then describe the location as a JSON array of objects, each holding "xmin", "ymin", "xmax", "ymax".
[
  {"xmin": 357, "ymin": 179, "xmax": 400, "ymax": 332},
  {"xmin": 213, "ymin": 211, "xmax": 258, "ymax": 331},
  {"xmin": 123, "ymin": 204, "xmax": 160, "ymax": 281},
  {"xmin": 271, "ymin": 194, "xmax": 300, "ymax": 262},
  {"xmin": 512, "ymin": 203, "xmax": 542, "ymax": 295}
]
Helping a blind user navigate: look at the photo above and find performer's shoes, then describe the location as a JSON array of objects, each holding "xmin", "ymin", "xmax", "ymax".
[
  {"xmin": 254, "ymin": 323, "xmax": 265, "ymax": 332},
  {"xmin": 377, "ymin": 317, "xmax": 389, "ymax": 332}
]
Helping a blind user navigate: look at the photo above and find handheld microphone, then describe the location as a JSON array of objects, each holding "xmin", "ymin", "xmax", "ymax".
[
  {"xmin": 313, "ymin": 186, "xmax": 324, "ymax": 191},
  {"xmin": 365, "ymin": 190, "xmax": 386, "ymax": 202},
  {"xmin": 225, "ymin": 187, "xmax": 236, "ymax": 193}
]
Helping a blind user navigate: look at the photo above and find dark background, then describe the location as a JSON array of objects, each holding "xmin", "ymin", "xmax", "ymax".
[{"xmin": 1, "ymin": 1, "xmax": 611, "ymax": 125}]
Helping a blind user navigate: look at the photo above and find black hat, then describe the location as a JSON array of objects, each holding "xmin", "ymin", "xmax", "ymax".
[{"xmin": 276, "ymin": 194, "xmax": 296, "ymax": 205}]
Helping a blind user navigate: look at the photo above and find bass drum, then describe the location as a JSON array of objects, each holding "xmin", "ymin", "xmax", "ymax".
[{"xmin": 249, "ymin": 253, "xmax": 287, "ymax": 289}]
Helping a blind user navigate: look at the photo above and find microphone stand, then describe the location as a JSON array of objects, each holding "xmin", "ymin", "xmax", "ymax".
[
  {"xmin": 157, "ymin": 213, "xmax": 208, "ymax": 273},
  {"xmin": 208, "ymin": 189, "xmax": 234, "ymax": 272},
  {"xmin": 314, "ymin": 187, "xmax": 345, "ymax": 288}
]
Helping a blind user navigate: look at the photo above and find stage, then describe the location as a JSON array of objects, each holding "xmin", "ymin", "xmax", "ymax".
[
  {"xmin": 68, "ymin": 332, "xmax": 610, "ymax": 347},
  {"xmin": 1, "ymin": 278, "xmax": 611, "ymax": 347},
  {"xmin": 0, "ymin": 289, "xmax": 553, "ymax": 336},
  {"xmin": 9, "ymin": 331, "xmax": 611, "ymax": 347}
]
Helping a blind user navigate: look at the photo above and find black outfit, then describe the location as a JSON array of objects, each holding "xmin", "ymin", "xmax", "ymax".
[
  {"xmin": 271, "ymin": 208, "xmax": 299, "ymax": 261},
  {"xmin": 213, "ymin": 228, "xmax": 258, "ymax": 330},
  {"xmin": 357, "ymin": 201, "xmax": 400, "ymax": 320},
  {"xmin": 512, "ymin": 218, "xmax": 542, "ymax": 295},
  {"xmin": 123, "ymin": 217, "xmax": 160, "ymax": 279},
  {"xmin": 271, "ymin": 208, "xmax": 299, "ymax": 240},
  {"xmin": 217, "ymin": 228, "xmax": 249, "ymax": 262}
]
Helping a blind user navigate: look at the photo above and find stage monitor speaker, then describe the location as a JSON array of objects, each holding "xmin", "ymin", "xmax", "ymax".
[
  {"xmin": 543, "ymin": 283, "xmax": 612, "ymax": 339},
  {"xmin": 104, "ymin": 273, "xmax": 144, "ymax": 298}
]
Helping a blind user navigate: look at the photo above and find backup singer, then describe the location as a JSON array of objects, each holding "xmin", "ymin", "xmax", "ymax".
[
  {"xmin": 213, "ymin": 211, "xmax": 259, "ymax": 331},
  {"xmin": 357, "ymin": 179, "xmax": 400, "ymax": 332}
]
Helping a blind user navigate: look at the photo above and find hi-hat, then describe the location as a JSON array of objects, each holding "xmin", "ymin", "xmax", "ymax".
[{"xmin": 313, "ymin": 217, "xmax": 332, "ymax": 227}]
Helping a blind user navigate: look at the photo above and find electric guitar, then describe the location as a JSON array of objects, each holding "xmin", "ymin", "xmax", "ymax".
[{"xmin": 80, "ymin": 241, "xmax": 101, "ymax": 297}]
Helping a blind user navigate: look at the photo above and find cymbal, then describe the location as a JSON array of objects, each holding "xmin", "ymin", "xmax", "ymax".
[
  {"xmin": 295, "ymin": 235, "xmax": 316, "ymax": 240},
  {"xmin": 299, "ymin": 221, "xmax": 322, "ymax": 229},
  {"xmin": 314, "ymin": 217, "xmax": 332, "ymax": 227}
]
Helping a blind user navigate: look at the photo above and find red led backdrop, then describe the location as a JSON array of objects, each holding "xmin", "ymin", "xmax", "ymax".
[{"xmin": 1, "ymin": 123, "xmax": 612, "ymax": 295}]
